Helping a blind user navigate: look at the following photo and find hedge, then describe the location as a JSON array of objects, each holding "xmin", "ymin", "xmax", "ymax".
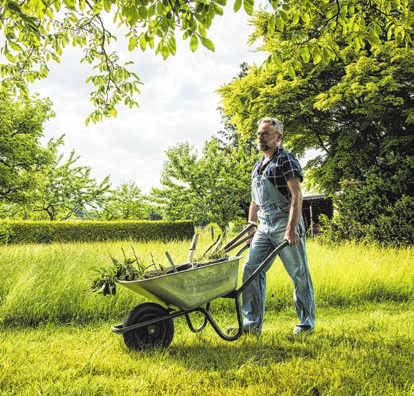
[{"xmin": 0, "ymin": 220, "xmax": 195, "ymax": 245}]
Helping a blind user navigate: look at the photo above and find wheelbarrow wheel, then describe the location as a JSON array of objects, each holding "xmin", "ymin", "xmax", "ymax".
[{"xmin": 122, "ymin": 302, "xmax": 174, "ymax": 350}]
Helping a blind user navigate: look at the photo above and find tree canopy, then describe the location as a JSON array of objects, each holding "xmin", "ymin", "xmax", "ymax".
[
  {"xmin": 1, "ymin": 0, "xmax": 411, "ymax": 123},
  {"xmin": 151, "ymin": 137, "xmax": 256, "ymax": 233},
  {"xmin": 218, "ymin": 20, "xmax": 413, "ymax": 194},
  {"xmin": 27, "ymin": 145, "xmax": 111, "ymax": 220},
  {"xmin": 0, "ymin": 93, "xmax": 56, "ymax": 202}
]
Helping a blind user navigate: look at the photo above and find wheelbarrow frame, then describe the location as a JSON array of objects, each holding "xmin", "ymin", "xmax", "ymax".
[{"xmin": 111, "ymin": 238, "xmax": 290, "ymax": 347}]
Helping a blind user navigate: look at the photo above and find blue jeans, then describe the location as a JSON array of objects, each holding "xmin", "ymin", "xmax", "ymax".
[{"xmin": 241, "ymin": 223, "xmax": 315, "ymax": 334}]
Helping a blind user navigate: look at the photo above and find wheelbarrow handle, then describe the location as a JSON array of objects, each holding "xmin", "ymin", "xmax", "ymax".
[
  {"xmin": 237, "ymin": 240, "xmax": 290, "ymax": 295},
  {"xmin": 221, "ymin": 223, "xmax": 257, "ymax": 252}
]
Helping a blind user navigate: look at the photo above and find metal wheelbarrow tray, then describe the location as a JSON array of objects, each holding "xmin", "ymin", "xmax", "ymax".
[
  {"xmin": 111, "ymin": 227, "xmax": 290, "ymax": 351},
  {"xmin": 116, "ymin": 256, "xmax": 242, "ymax": 311}
]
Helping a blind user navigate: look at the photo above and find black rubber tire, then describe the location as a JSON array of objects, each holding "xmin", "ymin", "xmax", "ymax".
[{"xmin": 122, "ymin": 303, "xmax": 174, "ymax": 350}]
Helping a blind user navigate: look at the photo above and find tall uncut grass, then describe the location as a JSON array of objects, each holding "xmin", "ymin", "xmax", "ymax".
[{"xmin": 0, "ymin": 235, "xmax": 411, "ymax": 327}]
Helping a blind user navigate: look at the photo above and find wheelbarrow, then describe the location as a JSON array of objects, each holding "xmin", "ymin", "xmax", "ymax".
[{"xmin": 111, "ymin": 225, "xmax": 290, "ymax": 350}]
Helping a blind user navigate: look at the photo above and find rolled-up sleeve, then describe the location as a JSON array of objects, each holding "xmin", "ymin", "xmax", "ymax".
[{"xmin": 282, "ymin": 153, "xmax": 303, "ymax": 182}]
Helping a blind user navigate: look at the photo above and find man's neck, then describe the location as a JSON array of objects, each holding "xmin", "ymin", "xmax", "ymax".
[{"xmin": 263, "ymin": 145, "xmax": 281, "ymax": 159}]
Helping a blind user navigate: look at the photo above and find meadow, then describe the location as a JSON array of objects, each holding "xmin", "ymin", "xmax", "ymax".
[{"xmin": 0, "ymin": 235, "xmax": 412, "ymax": 395}]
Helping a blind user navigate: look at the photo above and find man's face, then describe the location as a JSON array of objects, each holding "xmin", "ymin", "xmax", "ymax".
[{"xmin": 257, "ymin": 122, "xmax": 282, "ymax": 152}]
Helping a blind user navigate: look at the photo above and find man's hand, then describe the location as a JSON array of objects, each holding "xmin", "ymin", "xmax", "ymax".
[{"xmin": 284, "ymin": 228, "xmax": 301, "ymax": 247}]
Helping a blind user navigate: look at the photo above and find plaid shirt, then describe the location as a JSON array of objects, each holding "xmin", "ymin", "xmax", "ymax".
[{"xmin": 252, "ymin": 146, "xmax": 303, "ymax": 201}]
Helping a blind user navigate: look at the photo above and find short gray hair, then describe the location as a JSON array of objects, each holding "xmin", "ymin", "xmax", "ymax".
[{"xmin": 257, "ymin": 117, "xmax": 283, "ymax": 135}]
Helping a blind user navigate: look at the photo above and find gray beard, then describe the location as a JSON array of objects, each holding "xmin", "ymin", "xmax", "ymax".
[{"xmin": 257, "ymin": 141, "xmax": 269, "ymax": 152}]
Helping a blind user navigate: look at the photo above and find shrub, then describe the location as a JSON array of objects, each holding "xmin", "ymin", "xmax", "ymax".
[{"xmin": 0, "ymin": 220, "xmax": 194, "ymax": 245}]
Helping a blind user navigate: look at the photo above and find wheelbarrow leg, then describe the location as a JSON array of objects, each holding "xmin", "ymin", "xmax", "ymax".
[{"xmin": 185, "ymin": 302, "xmax": 210, "ymax": 333}]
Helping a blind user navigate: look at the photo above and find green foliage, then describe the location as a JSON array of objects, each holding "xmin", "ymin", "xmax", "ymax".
[
  {"xmin": 218, "ymin": 10, "xmax": 413, "ymax": 246},
  {"xmin": 318, "ymin": 156, "xmax": 413, "ymax": 247},
  {"xmin": 99, "ymin": 181, "xmax": 148, "ymax": 221},
  {"xmin": 0, "ymin": 94, "xmax": 57, "ymax": 203},
  {"xmin": 1, "ymin": 0, "xmax": 410, "ymax": 121},
  {"xmin": 24, "ymin": 145, "xmax": 112, "ymax": 221},
  {"xmin": 219, "ymin": 43, "xmax": 413, "ymax": 193},
  {"xmin": 0, "ymin": 220, "xmax": 195, "ymax": 245},
  {"xmin": 151, "ymin": 137, "xmax": 256, "ymax": 233},
  {"xmin": 89, "ymin": 255, "xmax": 143, "ymax": 296}
]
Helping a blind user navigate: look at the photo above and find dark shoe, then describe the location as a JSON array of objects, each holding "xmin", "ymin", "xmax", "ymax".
[{"xmin": 293, "ymin": 325, "xmax": 314, "ymax": 335}]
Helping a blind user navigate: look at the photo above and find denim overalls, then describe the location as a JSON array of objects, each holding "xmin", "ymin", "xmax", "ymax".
[{"xmin": 241, "ymin": 168, "xmax": 316, "ymax": 334}]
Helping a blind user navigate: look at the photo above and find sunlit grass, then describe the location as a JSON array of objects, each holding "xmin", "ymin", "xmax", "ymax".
[
  {"xmin": 0, "ymin": 235, "xmax": 412, "ymax": 395},
  {"xmin": 0, "ymin": 305, "xmax": 411, "ymax": 395},
  {"xmin": 0, "ymin": 236, "xmax": 411, "ymax": 327}
]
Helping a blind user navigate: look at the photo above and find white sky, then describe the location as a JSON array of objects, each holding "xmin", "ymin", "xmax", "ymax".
[
  {"xmin": 24, "ymin": 4, "xmax": 315, "ymax": 197},
  {"xmin": 29, "ymin": 7, "xmax": 268, "ymax": 194}
]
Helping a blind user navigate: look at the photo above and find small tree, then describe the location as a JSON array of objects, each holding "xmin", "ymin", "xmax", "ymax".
[
  {"xmin": 151, "ymin": 137, "xmax": 256, "ymax": 234},
  {"xmin": 0, "ymin": 94, "xmax": 56, "ymax": 203},
  {"xmin": 29, "ymin": 148, "xmax": 111, "ymax": 221},
  {"xmin": 100, "ymin": 181, "xmax": 148, "ymax": 220}
]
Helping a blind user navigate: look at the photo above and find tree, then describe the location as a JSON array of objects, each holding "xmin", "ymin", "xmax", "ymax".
[
  {"xmin": 151, "ymin": 137, "xmax": 256, "ymax": 234},
  {"xmin": 28, "ymin": 146, "xmax": 111, "ymax": 220},
  {"xmin": 99, "ymin": 181, "xmax": 148, "ymax": 220},
  {"xmin": 218, "ymin": 43, "xmax": 413, "ymax": 194},
  {"xmin": 218, "ymin": 7, "xmax": 413, "ymax": 245},
  {"xmin": 0, "ymin": 0, "xmax": 411, "ymax": 122},
  {"xmin": 0, "ymin": 93, "xmax": 56, "ymax": 203}
]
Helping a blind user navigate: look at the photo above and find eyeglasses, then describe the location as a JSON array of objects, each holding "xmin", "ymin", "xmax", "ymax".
[{"xmin": 257, "ymin": 132, "xmax": 277, "ymax": 138}]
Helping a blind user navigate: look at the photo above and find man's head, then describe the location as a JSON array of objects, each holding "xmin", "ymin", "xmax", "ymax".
[{"xmin": 256, "ymin": 117, "xmax": 283, "ymax": 153}]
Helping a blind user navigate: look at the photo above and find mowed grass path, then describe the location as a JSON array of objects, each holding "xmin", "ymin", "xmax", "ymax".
[{"xmin": 0, "ymin": 238, "xmax": 412, "ymax": 395}]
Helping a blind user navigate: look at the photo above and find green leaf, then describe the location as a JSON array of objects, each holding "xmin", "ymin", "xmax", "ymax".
[
  {"xmin": 214, "ymin": 3, "xmax": 224, "ymax": 15},
  {"xmin": 138, "ymin": 6, "xmax": 148, "ymax": 18},
  {"xmin": 156, "ymin": 1, "xmax": 164, "ymax": 15},
  {"xmin": 103, "ymin": 0, "xmax": 112, "ymax": 13},
  {"xmin": 139, "ymin": 35, "xmax": 147, "ymax": 51},
  {"xmin": 267, "ymin": 17, "xmax": 275, "ymax": 35},
  {"xmin": 198, "ymin": 23, "xmax": 207, "ymax": 37},
  {"xmin": 128, "ymin": 36, "xmax": 137, "ymax": 51},
  {"xmin": 63, "ymin": 0, "xmax": 76, "ymax": 10},
  {"xmin": 200, "ymin": 36, "xmax": 214, "ymax": 51},
  {"xmin": 272, "ymin": 53, "xmax": 283, "ymax": 68},
  {"xmin": 92, "ymin": 0, "xmax": 103, "ymax": 14},
  {"xmin": 279, "ymin": 9, "xmax": 288, "ymax": 22},
  {"xmin": 312, "ymin": 47, "xmax": 322, "ymax": 64},
  {"xmin": 243, "ymin": 0, "xmax": 253, "ymax": 16},
  {"xmin": 275, "ymin": 16, "xmax": 284, "ymax": 31},
  {"xmin": 234, "ymin": 0, "xmax": 242, "ymax": 12},
  {"xmin": 190, "ymin": 34, "xmax": 198, "ymax": 52},
  {"xmin": 299, "ymin": 47, "xmax": 310, "ymax": 63},
  {"xmin": 168, "ymin": 36, "xmax": 176, "ymax": 55},
  {"xmin": 287, "ymin": 62, "xmax": 296, "ymax": 79},
  {"xmin": 8, "ymin": 41, "xmax": 22, "ymax": 51}
]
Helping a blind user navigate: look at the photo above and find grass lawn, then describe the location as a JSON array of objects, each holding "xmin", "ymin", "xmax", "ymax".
[{"xmin": 0, "ymin": 238, "xmax": 412, "ymax": 395}]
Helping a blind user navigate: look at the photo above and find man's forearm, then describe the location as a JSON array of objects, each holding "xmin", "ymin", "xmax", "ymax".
[
  {"xmin": 287, "ymin": 192, "xmax": 302, "ymax": 233},
  {"xmin": 249, "ymin": 201, "xmax": 259, "ymax": 224}
]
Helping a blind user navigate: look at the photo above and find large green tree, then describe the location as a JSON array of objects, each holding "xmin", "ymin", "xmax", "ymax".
[
  {"xmin": 151, "ymin": 137, "xmax": 256, "ymax": 233},
  {"xmin": 0, "ymin": 93, "xmax": 56, "ymax": 203},
  {"xmin": 218, "ymin": 7, "xmax": 413, "ymax": 245},
  {"xmin": 0, "ymin": 0, "xmax": 411, "ymax": 122},
  {"xmin": 218, "ymin": 40, "xmax": 413, "ymax": 195}
]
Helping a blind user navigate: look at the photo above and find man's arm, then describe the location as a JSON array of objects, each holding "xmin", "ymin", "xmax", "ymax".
[
  {"xmin": 249, "ymin": 201, "xmax": 259, "ymax": 224},
  {"xmin": 284, "ymin": 177, "xmax": 303, "ymax": 246},
  {"xmin": 246, "ymin": 201, "xmax": 259, "ymax": 243}
]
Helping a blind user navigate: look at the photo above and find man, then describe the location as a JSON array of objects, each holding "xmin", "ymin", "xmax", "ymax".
[{"xmin": 240, "ymin": 117, "xmax": 315, "ymax": 335}]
